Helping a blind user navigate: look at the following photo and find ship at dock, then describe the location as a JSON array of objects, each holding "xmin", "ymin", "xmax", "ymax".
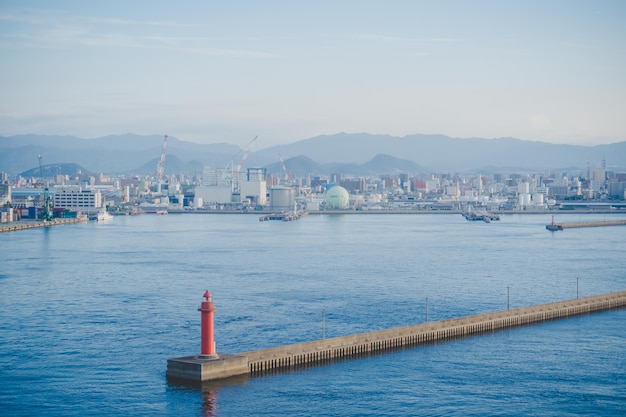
[{"xmin": 89, "ymin": 209, "xmax": 113, "ymax": 222}]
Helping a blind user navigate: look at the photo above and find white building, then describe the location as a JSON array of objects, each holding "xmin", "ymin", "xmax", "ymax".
[
  {"xmin": 240, "ymin": 181, "xmax": 267, "ymax": 205},
  {"xmin": 194, "ymin": 186, "xmax": 233, "ymax": 204},
  {"xmin": 53, "ymin": 188, "xmax": 102, "ymax": 212},
  {"xmin": 239, "ymin": 168, "xmax": 267, "ymax": 205}
]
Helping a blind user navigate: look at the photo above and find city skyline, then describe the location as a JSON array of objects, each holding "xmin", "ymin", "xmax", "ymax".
[{"xmin": 1, "ymin": 1, "xmax": 625, "ymax": 147}]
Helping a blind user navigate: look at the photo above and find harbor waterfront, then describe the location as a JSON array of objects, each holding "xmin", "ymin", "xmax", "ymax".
[{"xmin": 1, "ymin": 213, "xmax": 625, "ymax": 416}]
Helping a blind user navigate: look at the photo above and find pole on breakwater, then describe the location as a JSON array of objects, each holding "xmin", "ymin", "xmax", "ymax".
[{"xmin": 167, "ymin": 290, "xmax": 626, "ymax": 384}]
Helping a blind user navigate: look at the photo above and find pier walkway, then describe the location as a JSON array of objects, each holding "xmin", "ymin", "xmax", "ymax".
[
  {"xmin": 167, "ymin": 290, "xmax": 626, "ymax": 383},
  {"xmin": 546, "ymin": 219, "xmax": 626, "ymax": 231}
]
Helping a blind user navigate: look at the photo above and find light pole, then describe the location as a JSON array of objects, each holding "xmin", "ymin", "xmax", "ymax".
[
  {"xmin": 577, "ymin": 278, "xmax": 579, "ymax": 299},
  {"xmin": 425, "ymin": 297, "xmax": 429, "ymax": 322}
]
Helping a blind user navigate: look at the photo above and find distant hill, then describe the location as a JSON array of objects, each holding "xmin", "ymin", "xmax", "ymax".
[
  {"xmin": 1, "ymin": 132, "xmax": 625, "ymax": 176},
  {"xmin": 258, "ymin": 133, "xmax": 626, "ymax": 172},
  {"xmin": 264, "ymin": 153, "xmax": 425, "ymax": 177},
  {"xmin": 0, "ymin": 134, "xmax": 240, "ymax": 175}
]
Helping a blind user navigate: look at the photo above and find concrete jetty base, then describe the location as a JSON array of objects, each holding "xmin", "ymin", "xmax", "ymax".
[
  {"xmin": 166, "ymin": 354, "xmax": 248, "ymax": 382},
  {"xmin": 167, "ymin": 291, "xmax": 626, "ymax": 383}
]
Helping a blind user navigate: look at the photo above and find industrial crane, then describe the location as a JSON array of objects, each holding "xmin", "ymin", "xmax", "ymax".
[
  {"xmin": 37, "ymin": 155, "xmax": 53, "ymax": 221},
  {"xmin": 156, "ymin": 134, "xmax": 168, "ymax": 194},
  {"xmin": 223, "ymin": 135, "xmax": 258, "ymax": 193},
  {"xmin": 278, "ymin": 153, "xmax": 293, "ymax": 183},
  {"xmin": 233, "ymin": 136, "xmax": 257, "ymax": 178}
]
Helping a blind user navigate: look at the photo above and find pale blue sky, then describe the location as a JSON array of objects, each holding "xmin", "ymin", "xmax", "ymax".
[{"xmin": 1, "ymin": 0, "xmax": 625, "ymax": 147}]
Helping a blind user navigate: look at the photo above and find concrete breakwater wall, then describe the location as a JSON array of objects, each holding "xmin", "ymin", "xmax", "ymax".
[
  {"xmin": 244, "ymin": 291, "xmax": 626, "ymax": 375},
  {"xmin": 0, "ymin": 217, "xmax": 88, "ymax": 233},
  {"xmin": 559, "ymin": 220, "xmax": 626, "ymax": 229},
  {"xmin": 547, "ymin": 219, "xmax": 626, "ymax": 231},
  {"xmin": 166, "ymin": 291, "xmax": 626, "ymax": 382}
]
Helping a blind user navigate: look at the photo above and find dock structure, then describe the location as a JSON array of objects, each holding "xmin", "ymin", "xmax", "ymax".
[
  {"xmin": 462, "ymin": 208, "xmax": 500, "ymax": 223},
  {"xmin": 546, "ymin": 218, "xmax": 626, "ymax": 231},
  {"xmin": 259, "ymin": 211, "xmax": 308, "ymax": 222},
  {"xmin": 166, "ymin": 290, "xmax": 626, "ymax": 383}
]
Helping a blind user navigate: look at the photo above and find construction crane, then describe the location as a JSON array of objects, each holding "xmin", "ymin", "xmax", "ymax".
[
  {"xmin": 234, "ymin": 136, "xmax": 257, "ymax": 178},
  {"xmin": 224, "ymin": 135, "xmax": 258, "ymax": 193},
  {"xmin": 37, "ymin": 154, "xmax": 53, "ymax": 221},
  {"xmin": 278, "ymin": 153, "xmax": 293, "ymax": 183},
  {"xmin": 156, "ymin": 134, "xmax": 168, "ymax": 193}
]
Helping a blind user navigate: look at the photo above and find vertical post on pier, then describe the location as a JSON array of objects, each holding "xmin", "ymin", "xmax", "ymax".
[
  {"xmin": 198, "ymin": 290, "xmax": 218, "ymax": 358},
  {"xmin": 577, "ymin": 278, "xmax": 579, "ymax": 299},
  {"xmin": 425, "ymin": 297, "xmax": 429, "ymax": 322}
]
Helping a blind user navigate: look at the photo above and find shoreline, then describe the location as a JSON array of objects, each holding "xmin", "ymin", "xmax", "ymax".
[{"xmin": 166, "ymin": 208, "xmax": 625, "ymax": 215}]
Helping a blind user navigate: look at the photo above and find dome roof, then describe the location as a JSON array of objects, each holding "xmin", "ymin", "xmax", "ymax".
[{"xmin": 325, "ymin": 186, "xmax": 350, "ymax": 209}]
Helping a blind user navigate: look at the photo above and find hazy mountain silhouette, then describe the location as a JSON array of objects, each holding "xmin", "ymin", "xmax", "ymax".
[
  {"xmin": 258, "ymin": 133, "xmax": 626, "ymax": 172},
  {"xmin": 0, "ymin": 134, "xmax": 239, "ymax": 175},
  {"xmin": 1, "ymin": 132, "xmax": 624, "ymax": 176}
]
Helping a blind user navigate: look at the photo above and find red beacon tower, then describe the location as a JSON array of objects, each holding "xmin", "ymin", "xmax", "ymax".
[{"xmin": 198, "ymin": 290, "xmax": 218, "ymax": 358}]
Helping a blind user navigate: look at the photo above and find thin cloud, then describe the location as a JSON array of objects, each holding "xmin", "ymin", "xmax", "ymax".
[
  {"xmin": 95, "ymin": 17, "xmax": 195, "ymax": 28},
  {"xmin": 355, "ymin": 34, "xmax": 461, "ymax": 43},
  {"xmin": 0, "ymin": 9, "xmax": 192, "ymax": 28},
  {"xmin": 1, "ymin": 8, "xmax": 280, "ymax": 57},
  {"xmin": 559, "ymin": 40, "xmax": 594, "ymax": 49},
  {"xmin": 4, "ymin": 30, "xmax": 277, "ymax": 58},
  {"xmin": 0, "ymin": 12, "xmax": 48, "ymax": 25}
]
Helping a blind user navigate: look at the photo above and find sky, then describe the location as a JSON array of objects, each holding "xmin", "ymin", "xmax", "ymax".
[{"xmin": 1, "ymin": 0, "xmax": 625, "ymax": 148}]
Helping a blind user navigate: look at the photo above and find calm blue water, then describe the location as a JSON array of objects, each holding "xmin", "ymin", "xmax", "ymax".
[{"xmin": 0, "ymin": 213, "xmax": 624, "ymax": 416}]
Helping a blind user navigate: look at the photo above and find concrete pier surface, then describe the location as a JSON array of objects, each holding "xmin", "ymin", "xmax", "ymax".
[
  {"xmin": 0, "ymin": 217, "xmax": 88, "ymax": 233},
  {"xmin": 167, "ymin": 290, "xmax": 626, "ymax": 383},
  {"xmin": 561, "ymin": 219, "xmax": 626, "ymax": 228},
  {"xmin": 546, "ymin": 219, "xmax": 626, "ymax": 231}
]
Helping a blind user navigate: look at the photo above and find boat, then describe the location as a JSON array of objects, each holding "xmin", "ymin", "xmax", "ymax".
[{"xmin": 90, "ymin": 209, "xmax": 113, "ymax": 222}]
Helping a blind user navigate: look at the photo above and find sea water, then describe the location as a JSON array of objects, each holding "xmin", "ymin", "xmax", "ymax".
[{"xmin": 0, "ymin": 213, "xmax": 624, "ymax": 416}]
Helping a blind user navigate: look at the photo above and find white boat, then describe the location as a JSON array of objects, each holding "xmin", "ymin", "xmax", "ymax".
[{"xmin": 90, "ymin": 209, "xmax": 113, "ymax": 222}]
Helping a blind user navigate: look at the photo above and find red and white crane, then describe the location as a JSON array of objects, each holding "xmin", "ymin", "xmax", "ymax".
[
  {"xmin": 278, "ymin": 153, "xmax": 294, "ymax": 183},
  {"xmin": 234, "ymin": 135, "xmax": 258, "ymax": 178}
]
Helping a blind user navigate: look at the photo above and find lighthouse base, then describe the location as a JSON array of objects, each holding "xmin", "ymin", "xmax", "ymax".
[{"xmin": 166, "ymin": 353, "xmax": 248, "ymax": 382}]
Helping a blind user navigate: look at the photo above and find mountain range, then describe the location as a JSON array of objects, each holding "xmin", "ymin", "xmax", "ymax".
[{"xmin": 1, "ymin": 132, "xmax": 624, "ymax": 178}]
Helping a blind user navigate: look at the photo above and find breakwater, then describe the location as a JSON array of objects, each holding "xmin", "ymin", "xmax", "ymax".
[
  {"xmin": 0, "ymin": 217, "xmax": 88, "ymax": 233},
  {"xmin": 546, "ymin": 219, "xmax": 626, "ymax": 231},
  {"xmin": 167, "ymin": 290, "xmax": 626, "ymax": 382}
]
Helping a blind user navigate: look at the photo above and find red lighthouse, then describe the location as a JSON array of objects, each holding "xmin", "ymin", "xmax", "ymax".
[{"xmin": 198, "ymin": 290, "xmax": 218, "ymax": 358}]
